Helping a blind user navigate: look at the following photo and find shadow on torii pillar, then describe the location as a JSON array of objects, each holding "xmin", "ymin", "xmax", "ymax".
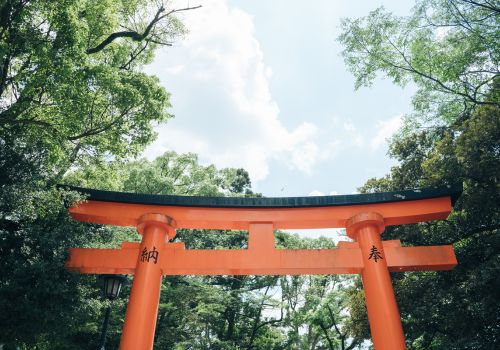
[{"xmin": 65, "ymin": 184, "xmax": 462, "ymax": 350}]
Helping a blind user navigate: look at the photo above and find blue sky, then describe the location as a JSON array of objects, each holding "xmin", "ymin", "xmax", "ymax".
[{"xmin": 145, "ymin": 0, "xmax": 416, "ymax": 199}]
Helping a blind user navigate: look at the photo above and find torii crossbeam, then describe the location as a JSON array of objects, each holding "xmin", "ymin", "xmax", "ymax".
[{"xmin": 65, "ymin": 185, "xmax": 461, "ymax": 350}]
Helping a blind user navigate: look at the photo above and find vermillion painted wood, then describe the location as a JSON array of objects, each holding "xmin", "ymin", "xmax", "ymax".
[{"xmin": 64, "ymin": 186, "xmax": 460, "ymax": 350}]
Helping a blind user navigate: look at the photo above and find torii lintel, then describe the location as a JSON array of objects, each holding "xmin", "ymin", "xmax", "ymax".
[{"xmin": 66, "ymin": 185, "xmax": 461, "ymax": 230}]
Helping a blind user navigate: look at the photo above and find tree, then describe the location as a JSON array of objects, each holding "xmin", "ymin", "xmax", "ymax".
[
  {"xmin": 0, "ymin": 0, "xmax": 199, "ymax": 175},
  {"xmin": 66, "ymin": 151, "xmax": 257, "ymax": 198},
  {"xmin": 0, "ymin": 1, "xmax": 200, "ymax": 347},
  {"xmin": 276, "ymin": 234, "xmax": 365, "ymax": 350},
  {"xmin": 339, "ymin": 0, "xmax": 499, "ymax": 126},
  {"xmin": 339, "ymin": 1, "xmax": 499, "ymax": 348}
]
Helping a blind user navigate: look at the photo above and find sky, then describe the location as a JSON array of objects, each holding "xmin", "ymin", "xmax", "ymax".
[
  {"xmin": 142, "ymin": 1, "xmax": 415, "ymax": 334},
  {"xmin": 144, "ymin": 0, "xmax": 416, "ymax": 238}
]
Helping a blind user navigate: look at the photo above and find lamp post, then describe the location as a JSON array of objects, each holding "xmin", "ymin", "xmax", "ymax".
[{"xmin": 98, "ymin": 275, "xmax": 128, "ymax": 350}]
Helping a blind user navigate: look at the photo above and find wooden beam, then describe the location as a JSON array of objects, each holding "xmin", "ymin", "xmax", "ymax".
[
  {"xmin": 66, "ymin": 241, "xmax": 457, "ymax": 275},
  {"xmin": 70, "ymin": 196, "xmax": 452, "ymax": 230}
]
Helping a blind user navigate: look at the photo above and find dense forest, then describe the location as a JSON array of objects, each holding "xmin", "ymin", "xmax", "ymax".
[{"xmin": 0, "ymin": 0, "xmax": 498, "ymax": 349}]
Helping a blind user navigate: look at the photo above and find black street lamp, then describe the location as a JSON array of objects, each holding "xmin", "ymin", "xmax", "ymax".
[{"xmin": 98, "ymin": 274, "xmax": 128, "ymax": 350}]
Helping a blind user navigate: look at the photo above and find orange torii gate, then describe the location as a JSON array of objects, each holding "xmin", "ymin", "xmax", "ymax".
[{"xmin": 65, "ymin": 185, "xmax": 461, "ymax": 350}]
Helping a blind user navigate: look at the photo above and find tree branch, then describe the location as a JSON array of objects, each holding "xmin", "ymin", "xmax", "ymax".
[
  {"xmin": 119, "ymin": 40, "xmax": 150, "ymax": 70},
  {"xmin": 318, "ymin": 321, "xmax": 335, "ymax": 350},
  {"xmin": 247, "ymin": 285, "xmax": 284, "ymax": 349},
  {"xmin": 67, "ymin": 104, "xmax": 134, "ymax": 140},
  {"xmin": 447, "ymin": 223, "xmax": 500, "ymax": 244},
  {"xmin": 86, "ymin": 5, "xmax": 201, "ymax": 54},
  {"xmin": 459, "ymin": 0, "xmax": 500, "ymax": 14}
]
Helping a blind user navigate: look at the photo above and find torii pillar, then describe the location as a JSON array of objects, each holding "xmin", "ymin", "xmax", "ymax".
[
  {"xmin": 120, "ymin": 214, "xmax": 175, "ymax": 350},
  {"xmin": 347, "ymin": 212, "xmax": 406, "ymax": 349},
  {"xmin": 65, "ymin": 185, "xmax": 461, "ymax": 350}
]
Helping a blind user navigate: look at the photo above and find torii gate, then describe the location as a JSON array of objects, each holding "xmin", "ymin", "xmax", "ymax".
[{"xmin": 65, "ymin": 185, "xmax": 461, "ymax": 350}]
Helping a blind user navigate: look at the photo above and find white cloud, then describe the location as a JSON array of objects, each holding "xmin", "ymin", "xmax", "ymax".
[
  {"xmin": 331, "ymin": 115, "xmax": 402, "ymax": 153},
  {"xmin": 290, "ymin": 141, "xmax": 320, "ymax": 175},
  {"xmin": 166, "ymin": 64, "xmax": 185, "ymax": 75},
  {"xmin": 308, "ymin": 190, "xmax": 324, "ymax": 196},
  {"xmin": 144, "ymin": 0, "xmax": 320, "ymax": 182},
  {"xmin": 342, "ymin": 120, "xmax": 364, "ymax": 147},
  {"xmin": 370, "ymin": 115, "xmax": 402, "ymax": 150},
  {"xmin": 308, "ymin": 190, "xmax": 339, "ymax": 196},
  {"xmin": 320, "ymin": 139, "xmax": 341, "ymax": 159}
]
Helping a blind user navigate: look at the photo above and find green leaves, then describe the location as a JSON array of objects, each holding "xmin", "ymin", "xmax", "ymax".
[
  {"xmin": 356, "ymin": 101, "xmax": 499, "ymax": 348},
  {"xmin": 0, "ymin": 0, "xmax": 189, "ymax": 179},
  {"xmin": 339, "ymin": 0, "xmax": 499, "ymax": 125},
  {"xmin": 64, "ymin": 151, "xmax": 255, "ymax": 197},
  {"xmin": 340, "ymin": 1, "xmax": 500, "ymax": 348},
  {"xmin": 0, "ymin": 1, "xmax": 195, "ymax": 347}
]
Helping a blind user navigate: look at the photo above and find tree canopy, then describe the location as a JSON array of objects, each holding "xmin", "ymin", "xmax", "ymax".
[
  {"xmin": 339, "ymin": 0, "xmax": 499, "ymax": 348},
  {"xmin": 0, "ymin": 0, "xmax": 201, "ymax": 175},
  {"xmin": 0, "ymin": 0, "xmax": 195, "ymax": 348},
  {"xmin": 339, "ymin": 0, "xmax": 498, "ymax": 128}
]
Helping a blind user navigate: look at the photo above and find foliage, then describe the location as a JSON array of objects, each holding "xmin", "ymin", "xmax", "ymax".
[
  {"xmin": 0, "ymin": 0, "xmax": 196, "ymax": 175},
  {"xmin": 356, "ymin": 100, "xmax": 499, "ymax": 350},
  {"xmin": 0, "ymin": 0, "xmax": 197, "ymax": 348},
  {"xmin": 273, "ymin": 235, "xmax": 365, "ymax": 350},
  {"xmin": 8, "ymin": 0, "xmax": 498, "ymax": 349},
  {"xmin": 0, "ymin": 143, "xmax": 114, "ymax": 349},
  {"xmin": 339, "ymin": 1, "xmax": 499, "ymax": 348},
  {"xmin": 151, "ymin": 231, "xmax": 359, "ymax": 350},
  {"xmin": 65, "ymin": 151, "xmax": 257, "ymax": 197},
  {"xmin": 339, "ymin": 0, "xmax": 499, "ymax": 125}
]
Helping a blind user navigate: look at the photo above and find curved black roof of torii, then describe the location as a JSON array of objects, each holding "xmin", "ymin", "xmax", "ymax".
[{"xmin": 62, "ymin": 184, "xmax": 462, "ymax": 209}]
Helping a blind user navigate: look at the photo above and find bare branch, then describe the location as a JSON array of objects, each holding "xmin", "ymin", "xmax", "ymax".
[
  {"xmin": 67, "ymin": 104, "xmax": 134, "ymax": 140},
  {"xmin": 86, "ymin": 5, "xmax": 201, "ymax": 54},
  {"xmin": 459, "ymin": 0, "xmax": 500, "ymax": 14},
  {"xmin": 446, "ymin": 223, "xmax": 500, "ymax": 244},
  {"xmin": 120, "ymin": 40, "xmax": 150, "ymax": 70},
  {"xmin": 318, "ymin": 321, "xmax": 336, "ymax": 350},
  {"xmin": 326, "ymin": 304, "xmax": 346, "ymax": 341}
]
